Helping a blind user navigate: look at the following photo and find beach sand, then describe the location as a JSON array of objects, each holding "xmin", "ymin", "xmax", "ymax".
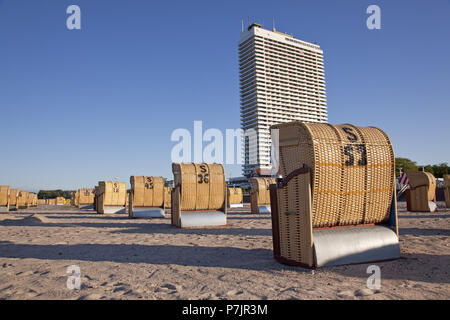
[{"xmin": 0, "ymin": 202, "xmax": 448, "ymax": 300}]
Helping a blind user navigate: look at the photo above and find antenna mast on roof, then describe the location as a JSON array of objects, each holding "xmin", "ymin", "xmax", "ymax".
[
  {"xmin": 273, "ymin": 17, "xmax": 276, "ymax": 31},
  {"xmin": 241, "ymin": 19, "xmax": 244, "ymax": 32}
]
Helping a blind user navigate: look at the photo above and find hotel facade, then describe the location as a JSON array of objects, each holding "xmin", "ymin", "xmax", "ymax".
[{"xmin": 239, "ymin": 24, "xmax": 328, "ymax": 177}]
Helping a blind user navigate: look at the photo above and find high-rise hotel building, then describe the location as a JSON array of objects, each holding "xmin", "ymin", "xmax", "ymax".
[{"xmin": 239, "ymin": 24, "xmax": 327, "ymax": 177}]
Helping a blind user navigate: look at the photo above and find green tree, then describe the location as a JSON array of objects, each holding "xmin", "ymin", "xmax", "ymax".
[
  {"xmin": 395, "ymin": 158, "xmax": 418, "ymax": 177},
  {"xmin": 424, "ymin": 165, "xmax": 434, "ymax": 175},
  {"xmin": 430, "ymin": 163, "xmax": 449, "ymax": 178}
]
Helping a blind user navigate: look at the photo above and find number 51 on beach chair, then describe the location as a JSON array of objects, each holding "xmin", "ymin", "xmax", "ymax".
[{"xmin": 269, "ymin": 122, "xmax": 400, "ymax": 268}]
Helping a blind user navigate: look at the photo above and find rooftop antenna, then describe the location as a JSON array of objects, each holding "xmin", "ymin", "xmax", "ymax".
[
  {"xmin": 273, "ymin": 17, "xmax": 276, "ymax": 31},
  {"xmin": 241, "ymin": 19, "xmax": 244, "ymax": 32}
]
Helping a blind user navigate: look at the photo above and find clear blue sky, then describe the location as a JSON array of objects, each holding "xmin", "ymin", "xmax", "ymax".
[{"xmin": 0, "ymin": 0, "xmax": 449, "ymax": 191}]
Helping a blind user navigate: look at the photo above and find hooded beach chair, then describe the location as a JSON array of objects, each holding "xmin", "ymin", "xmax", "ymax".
[
  {"xmin": 227, "ymin": 187, "xmax": 244, "ymax": 208},
  {"xmin": 8, "ymin": 189, "xmax": 19, "ymax": 211},
  {"xmin": 171, "ymin": 163, "xmax": 227, "ymax": 228},
  {"xmin": 250, "ymin": 177, "xmax": 276, "ymax": 214},
  {"xmin": 77, "ymin": 188, "xmax": 94, "ymax": 209},
  {"xmin": 405, "ymin": 171, "xmax": 437, "ymax": 212},
  {"xmin": 30, "ymin": 193, "xmax": 38, "ymax": 207},
  {"xmin": 444, "ymin": 174, "xmax": 450, "ymax": 208},
  {"xmin": 128, "ymin": 176, "xmax": 166, "ymax": 218},
  {"xmin": 269, "ymin": 122, "xmax": 400, "ymax": 268},
  {"xmin": 17, "ymin": 191, "xmax": 29, "ymax": 209},
  {"xmin": 164, "ymin": 186, "xmax": 172, "ymax": 209},
  {"xmin": 96, "ymin": 181, "xmax": 127, "ymax": 214},
  {"xmin": 55, "ymin": 197, "xmax": 65, "ymax": 206},
  {"xmin": 0, "ymin": 186, "xmax": 10, "ymax": 213}
]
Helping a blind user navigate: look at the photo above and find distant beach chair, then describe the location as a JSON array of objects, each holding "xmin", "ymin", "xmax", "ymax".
[
  {"xmin": 17, "ymin": 191, "xmax": 29, "ymax": 209},
  {"xmin": 164, "ymin": 186, "xmax": 172, "ymax": 209},
  {"xmin": 171, "ymin": 163, "xmax": 227, "ymax": 228},
  {"xmin": 128, "ymin": 176, "xmax": 166, "ymax": 218},
  {"xmin": 269, "ymin": 122, "xmax": 400, "ymax": 268},
  {"xmin": 55, "ymin": 197, "xmax": 65, "ymax": 206},
  {"xmin": 0, "ymin": 186, "xmax": 10, "ymax": 213},
  {"xmin": 77, "ymin": 188, "xmax": 95, "ymax": 209},
  {"xmin": 444, "ymin": 175, "xmax": 450, "ymax": 208},
  {"xmin": 8, "ymin": 189, "xmax": 19, "ymax": 211},
  {"xmin": 30, "ymin": 193, "xmax": 38, "ymax": 207},
  {"xmin": 250, "ymin": 177, "xmax": 276, "ymax": 214},
  {"xmin": 227, "ymin": 187, "xmax": 243, "ymax": 208},
  {"xmin": 405, "ymin": 171, "xmax": 437, "ymax": 212},
  {"xmin": 96, "ymin": 181, "xmax": 127, "ymax": 214}
]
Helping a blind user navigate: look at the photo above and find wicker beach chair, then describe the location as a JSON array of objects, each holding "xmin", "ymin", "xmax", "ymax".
[
  {"xmin": 164, "ymin": 186, "xmax": 172, "ymax": 209},
  {"xmin": 77, "ymin": 188, "xmax": 94, "ymax": 209},
  {"xmin": 444, "ymin": 175, "xmax": 450, "ymax": 208},
  {"xmin": 227, "ymin": 187, "xmax": 244, "ymax": 208},
  {"xmin": 128, "ymin": 176, "xmax": 166, "ymax": 218},
  {"xmin": 0, "ymin": 186, "xmax": 10, "ymax": 213},
  {"xmin": 405, "ymin": 171, "xmax": 437, "ymax": 212},
  {"xmin": 8, "ymin": 189, "xmax": 19, "ymax": 211},
  {"xmin": 250, "ymin": 177, "xmax": 276, "ymax": 214},
  {"xmin": 96, "ymin": 181, "xmax": 127, "ymax": 214},
  {"xmin": 269, "ymin": 122, "xmax": 400, "ymax": 268},
  {"xmin": 29, "ymin": 193, "xmax": 37, "ymax": 207},
  {"xmin": 171, "ymin": 163, "xmax": 227, "ymax": 228},
  {"xmin": 17, "ymin": 191, "xmax": 29, "ymax": 209}
]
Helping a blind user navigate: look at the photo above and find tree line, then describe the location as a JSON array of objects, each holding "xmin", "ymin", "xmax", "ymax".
[
  {"xmin": 395, "ymin": 158, "xmax": 449, "ymax": 178},
  {"xmin": 36, "ymin": 159, "xmax": 448, "ymax": 199},
  {"xmin": 37, "ymin": 190, "xmax": 75, "ymax": 200}
]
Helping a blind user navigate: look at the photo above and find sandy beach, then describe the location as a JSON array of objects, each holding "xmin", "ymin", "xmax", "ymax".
[{"xmin": 0, "ymin": 202, "xmax": 448, "ymax": 300}]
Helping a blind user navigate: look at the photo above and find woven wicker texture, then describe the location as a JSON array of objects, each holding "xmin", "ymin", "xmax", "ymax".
[
  {"xmin": 164, "ymin": 187, "xmax": 172, "ymax": 209},
  {"xmin": 29, "ymin": 193, "xmax": 37, "ymax": 206},
  {"xmin": 407, "ymin": 171, "xmax": 436, "ymax": 200},
  {"xmin": 172, "ymin": 163, "xmax": 225, "ymax": 210},
  {"xmin": 277, "ymin": 172, "xmax": 314, "ymax": 266},
  {"xmin": 130, "ymin": 176, "xmax": 164, "ymax": 207},
  {"xmin": 8, "ymin": 189, "xmax": 19, "ymax": 206},
  {"xmin": 272, "ymin": 122, "xmax": 395, "ymax": 227},
  {"xmin": 0, "ymin": 186, "xmax": 10, "ymax": 206},
  {"xmin": 444, "ymin": 175, "xmax": 450, "ymax": 208},
  {"xmin": 73, "ymin": 191, "xmax": 79, "ymax": 206},
  {"xmin": 227, "ymin": 187, "xmax": 243, "ymax": 206},
  {"xmin": 98, "ymin": 181, "xmax": 127, "ymax": 206},
  {"xmin": 78, "ymin": 189, "xmax": 94, "ymax": 205},
  {"xmin": 250, "ymin": 177, "xmax": 276, "ymax": 213},
  {"xmin": 28, "ymin": 193, "xmax": 34, "ymax": 205},
  {"xmin": 406, "ymin": 171, "xmax": 436, "ymax": 211},
  {"xmin": 17, "ymin": 191, "xmax": 29, "ymax": 207}
]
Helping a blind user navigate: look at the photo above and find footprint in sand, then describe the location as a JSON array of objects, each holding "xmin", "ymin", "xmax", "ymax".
[
  {"xmin": 112, "ymin": 286, "xmax": 128, "ymax": 293},
  {"xmin": 78, "ymin": 293, "xmax": 104, "ymax": 300},
  {"xmin": 354, "ymin": 288, "xmax": 377, "ymax": 297},
  {"xmin": 226, "ymin": 289, "xmax": 244, "ymax": 296},
  {"xmin": 337, "ymin": 288, "xmax": 378, "ymax": 298},
  {"xmin": 336, "ymin": 290, "xmax": 356, "ymax": 298}
]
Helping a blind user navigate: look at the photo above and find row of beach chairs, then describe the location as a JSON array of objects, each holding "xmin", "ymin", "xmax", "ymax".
[
  {"xmin": 69, "ymin": 122, "xmax": 405, "ymax": 268},
  {"xmin": 3, "ymin": 121, "xmax": 449, "ymax": 268},
  {"xmin": 0, "ymin": 187, "xmax": 38, "ymax": 212}
]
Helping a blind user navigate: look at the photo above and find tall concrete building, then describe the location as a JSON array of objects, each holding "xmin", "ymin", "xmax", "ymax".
[{"xmin": 239, "ymin": 23, "xmax": 327, "ymax": 177}]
